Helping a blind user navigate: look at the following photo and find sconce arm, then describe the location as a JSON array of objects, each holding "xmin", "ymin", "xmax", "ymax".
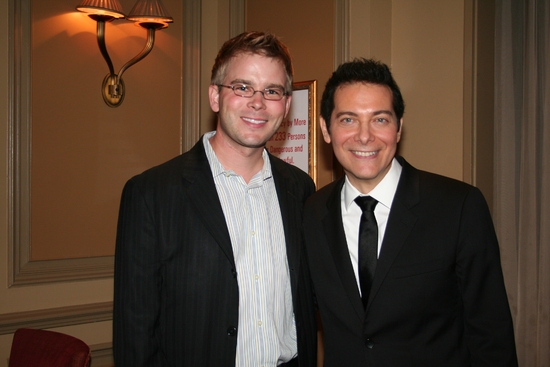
[
  {"xmin": 96, "ymin": 20, "xmax": 116, "ymax": 76},
  {"xmin": 79, "ymin": 0, "xmax": 172, "ymax": 108},
  {"xmin": 116, "ymin": 28, "xmax": 156, "ymax": 84}
]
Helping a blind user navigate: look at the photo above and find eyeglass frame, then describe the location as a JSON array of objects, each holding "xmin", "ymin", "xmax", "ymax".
[{"xmin": 217, "ymin": 83, "xmax": 289, "ymax": 101}]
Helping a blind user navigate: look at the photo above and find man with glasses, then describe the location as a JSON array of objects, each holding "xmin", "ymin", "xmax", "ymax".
[{"xmin": 113, "ymin": 31, "xmax": 317, "ymax": 367}]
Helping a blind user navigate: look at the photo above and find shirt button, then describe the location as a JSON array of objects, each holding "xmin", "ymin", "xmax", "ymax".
[
  {"xmin": 254, "ymin": 274, "xmax": 260, "ymax": 280},
  {"xmin": 257, "ymin": 320, "xmax": 262, "ymax": 326},
  {"xmin": 250, "ymin": 230, "xmax": 255, "ymax": 236},
  {"xmin": 365, "ymin": 338, "xmax": 375, "ymax": 349}
]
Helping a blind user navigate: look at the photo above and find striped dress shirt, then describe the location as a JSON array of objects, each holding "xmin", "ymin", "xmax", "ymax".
[{"xmin": 203, "ymin": 132, "xmax": 297, "ymax": 367}]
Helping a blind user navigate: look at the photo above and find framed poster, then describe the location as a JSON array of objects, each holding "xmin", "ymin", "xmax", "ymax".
[{"xmin": 266, "ymin": 80, "xmax": 317, "ymax": 184}]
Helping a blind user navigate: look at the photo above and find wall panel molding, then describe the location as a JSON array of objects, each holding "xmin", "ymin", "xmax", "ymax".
[
  {"xmin": 11, "ymin": 257, "xmax": 115, "ymax": 286},
  {"xmin": 90, "ymin": 342, "xmax": 114, "ymax": 367},
  {"xmin": 0, "ymin": 302, "xmax": 113, "ymax": 335},
  {"xmin": 462, "ymin": 0, "xmax": 495, "ymax": 208},
  {"xmin": 182, "ymin": 0, "xmax": 202, "ymax": 151},
  {"xmin": 7, "ymin": 0, "xmax": 115, "ymax": 287},
  {"xmin": 8, "ymin": 0, "xmax": 203, "ymax": 286},
  {"xmin": 334, "ymin": 0, "xmax": 350, "ymax": 67},
  {"xmin": 230, "ymin": 0, "xmax": 245, "ymax": 37}
]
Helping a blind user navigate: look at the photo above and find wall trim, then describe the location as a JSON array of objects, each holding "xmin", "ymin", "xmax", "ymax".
[
  {"xmin": 11, "ymin": 257, "xmax": 115, "ymax": 286},
  {"xmin": 229, "ymin": 0, "xmax": 245, "ymax": 37},
  {"xmin": 8, "ymin": 0, "xmax": 203, "ymax": 286},
  {"xmin": 0, "ymin": 302, "xmax": 113, "ymax": 335},
  {"xmin": 182, "ymin": 0, "xmax": 202, "ymax": 151},
  {"xmin": 463, "ymin": 0, "xmax": 474, "ymax": 185},
  {"xmin": 8, "ymin": 0, "xmax": 116, "ymax": 287},
  {"xmin": 334, "ymin": 0, "xmax": 350, "ymax": 67},
  {"xmin": 90, "ymin": 342, "xmax": 114, "ymax": 367},
  {"xmin": 462, "ymin": 0, "xmax": 495, "ymax": 209}
]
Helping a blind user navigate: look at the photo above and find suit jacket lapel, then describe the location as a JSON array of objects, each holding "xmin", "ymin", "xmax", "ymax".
[
  {"xmin": 271, "ymin": 156, "xmax": 301, "ymax": 291},
  {"xmin": 323, "ymin": 178, "xmax": 365, "ymax": 319},
  {"xmin": 367, "ymin": 157, "xmax": 419, "ymax": 309},
  {"xmin": 180, "ymin": 139, "xmax": 235, "ymax": 265}
]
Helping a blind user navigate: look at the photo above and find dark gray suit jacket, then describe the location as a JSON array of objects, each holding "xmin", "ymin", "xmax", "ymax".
[
  {"xmin": 303, "ymin": 156, "xmax": 517, "ymax": 367},
  {"xmin": 113, "ymin": 138, "xmax": 317, "ymax": 366}
]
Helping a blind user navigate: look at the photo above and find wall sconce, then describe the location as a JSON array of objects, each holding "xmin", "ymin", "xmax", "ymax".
[{"xmin": 76, "ymin": 0, "xmax": 173, "ymax": 107}]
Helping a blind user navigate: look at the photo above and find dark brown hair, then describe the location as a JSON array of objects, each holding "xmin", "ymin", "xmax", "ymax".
[{"xmin": 211, "ymin": 31, "xmax": 293, "ymax": 92}]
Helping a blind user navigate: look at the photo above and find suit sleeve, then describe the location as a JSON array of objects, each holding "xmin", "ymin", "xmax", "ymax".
[
  {"xmin": 456, "ymin": 187, "xmax": 518, "ymax": 366},
  {"xmin": 113, "ymin": 177, "xmax": 162, "ymax": 367}
]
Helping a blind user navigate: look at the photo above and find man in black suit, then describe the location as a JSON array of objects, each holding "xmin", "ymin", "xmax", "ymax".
[
  {"xmin": 303, "ymin": 58, "xmax": 517, "ymax": 366},
  {"xmin": 113, "ymin": 31, "xmax": 317, "ymax": 367}
]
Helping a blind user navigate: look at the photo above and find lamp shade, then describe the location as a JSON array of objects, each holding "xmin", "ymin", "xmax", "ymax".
[
  {"xmin": 126, "ymin": 0, "xmax": 174, "ymax": 27},
  {"xmin": 76, "ymin": 0, "xmax": 125, "ymax": 19}
]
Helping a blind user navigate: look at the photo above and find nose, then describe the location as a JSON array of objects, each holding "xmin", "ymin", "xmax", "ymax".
[
  {"xmin": 247, "ymin": 91, "xmax": 266, "ymax": 110},
  {"xmin": 355, "ymin": 121, "xmax": 373, "ymax": 144}
]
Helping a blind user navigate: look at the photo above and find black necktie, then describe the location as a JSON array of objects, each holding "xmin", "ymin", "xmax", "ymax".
[{"xmin": 354, "ymin": 196, "xmax": 378, "ymax": 308}]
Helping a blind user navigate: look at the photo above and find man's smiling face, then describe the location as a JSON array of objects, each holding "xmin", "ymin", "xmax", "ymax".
[
  {"xmin": 209, "ymin": 53, "xmax": 291, "ymax": 152},
  {"xmin": 321, "ymin": 82, "xmax": 402, "ymax": 193}
]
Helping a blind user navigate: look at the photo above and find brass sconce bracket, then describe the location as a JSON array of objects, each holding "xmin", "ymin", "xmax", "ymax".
[
  {"xmin": 77, "ymin": 0, "xmax": 173, "ymax": 108},
  {"xmin": 102, "ymin": 74, "xmax": 125, "ymax": 107}
]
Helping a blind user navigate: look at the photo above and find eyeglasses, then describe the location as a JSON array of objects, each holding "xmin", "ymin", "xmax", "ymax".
[{"xmin": 217, "ymin": 84, "xmax": 288, "ymax": 101}]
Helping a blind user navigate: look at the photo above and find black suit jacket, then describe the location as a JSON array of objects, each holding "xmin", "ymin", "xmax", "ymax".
[
  {"xmin": 113, "ymin": 138, "xmax": 317, "ymax": 367},
  {"xmin": 303, "ymin": 157, "xmax": 517, "ymax": 367}
]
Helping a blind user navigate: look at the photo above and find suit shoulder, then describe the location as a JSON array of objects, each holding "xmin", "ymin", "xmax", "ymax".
[
  {"xmin": 270, "ymin": 154, "xmax": 312, "ymax": 179},
  {"xmin": 406, "ymin": 167, "xmax": 489, "ymax": 213},
  {"xmin": 124, "ymin": 143, "xmax": 206, "ymax": 196},
  {"xmin": 270, "ymin": 154, "xmax": 315, "ymax": 190},
  {"xmin": 417, "ymin": 169, "xmax": 478, "ymax": 196},
  {"xmin": 128, "ymin": 154, "xmax": 186, "ymax": 184},
  {"xmin": 399, "ymin": 156, "xmax": 476, "ymax": 195},
  {"xmin": 305, "ymin": 179, "xmax": 341, "ymax": 209}
]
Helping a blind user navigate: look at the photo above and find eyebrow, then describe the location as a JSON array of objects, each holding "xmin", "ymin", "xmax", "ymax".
[
  {"xmin": 228, "ymin": 79, "xmax": 286, "ymax": 90},
  {"xmin": 334, "ymin": 109, "xmax": 394, "ymax": 118},
  {"xmin": 229, "ymin": 79, "xmax": 251, "ymax": 85},
  {"xmin": 334, "ymin": 111, "xmax": 358, "ymax": 118},
  {"xmin": 372, "ymin": 110, "xmax": 395, "ymax": 117}
]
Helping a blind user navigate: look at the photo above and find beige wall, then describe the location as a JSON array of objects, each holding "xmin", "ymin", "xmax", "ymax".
[
  {"xmin": 0, "ymin": 0, "xmax": 488, "ymax": 366},
  {"xmin": 30, "ymin": 0, "xmax": 183, "ymax": 260},
  {"xmin": 0, "ymin": 0, "xmax": 186, "ymax": 365},
  {"xmin": 391, "ymin": 0, "xmax": 466, "ymax": 180}
]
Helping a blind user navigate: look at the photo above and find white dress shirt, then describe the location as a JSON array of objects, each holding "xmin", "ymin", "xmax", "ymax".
[{"xmin": 341, "ymin": 158, "xmax": 402, "ymax": 296}]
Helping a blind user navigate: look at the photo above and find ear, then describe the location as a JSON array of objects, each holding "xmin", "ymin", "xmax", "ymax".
[
  {"xmin": 283, "ymin": 95, "xmax": 292, "ymax": 118},
  {"xmin": 208, "ymin": 84, "xmax": 220, "ymax": 113},
  {"xmin": 320, "ymin": 117, "xmax": 331, "ymax": 143},
  {"xmin": 396, "ymin": 118, "xmax": 404, "ymax": 143}
]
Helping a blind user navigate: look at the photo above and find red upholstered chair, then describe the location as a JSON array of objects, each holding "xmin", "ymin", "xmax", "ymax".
[{"xmin": 8, "ymin": 328, "xmax": 91, "ymax": 367}]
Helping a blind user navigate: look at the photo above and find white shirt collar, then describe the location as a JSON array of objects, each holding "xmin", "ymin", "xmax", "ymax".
[
  {"xmin": 343, "ymin": 157, "xmax": 403, "ymax": 211},
  {"xmin": 202, "ymin": 131, "xmax": 272, "ymax": 181}
]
